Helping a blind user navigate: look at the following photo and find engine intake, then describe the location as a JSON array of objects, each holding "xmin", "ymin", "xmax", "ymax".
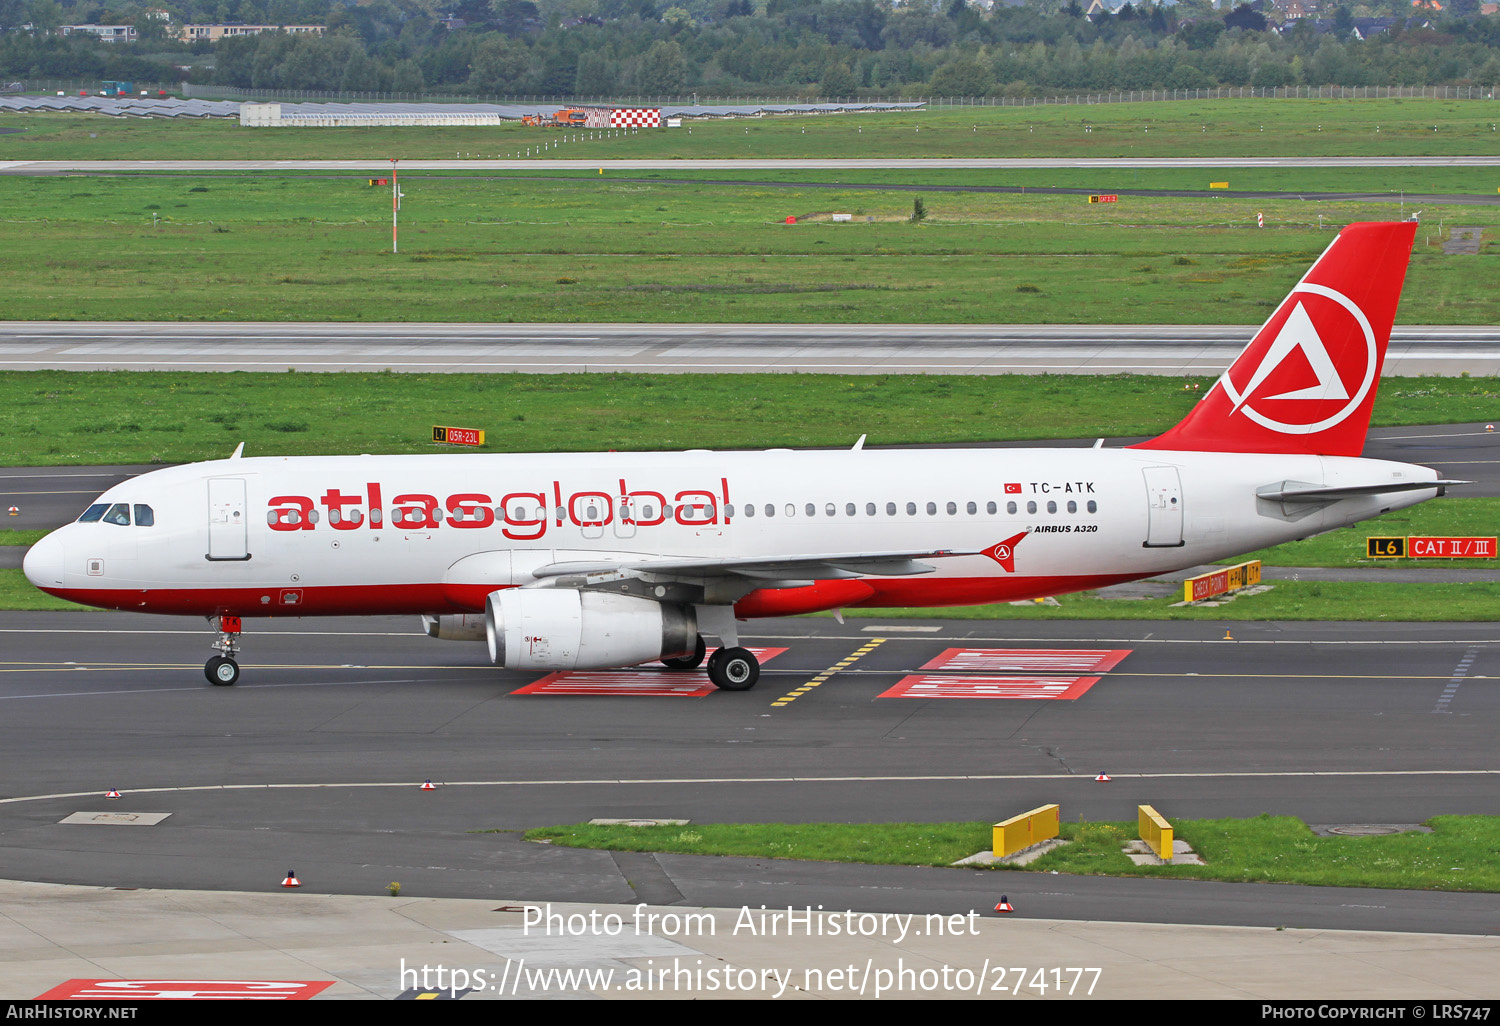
[{"xmin": 485, "ymin": 589, "xmax": 696, "ymax": 670}]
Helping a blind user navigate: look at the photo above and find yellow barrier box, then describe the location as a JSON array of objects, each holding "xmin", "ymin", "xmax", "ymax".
[
  {"xmin": 993, "ymin": 804, "xmax": 1060, "ymax": 858},
  {"xmin": 1138, "ymin": 805, "xmax": 1174, "ymax": 861}
]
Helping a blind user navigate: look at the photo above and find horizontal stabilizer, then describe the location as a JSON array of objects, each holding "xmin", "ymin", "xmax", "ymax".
[{"xmin": 1256, "ymin": 479, "xmax": 1467, "ymax": 503}]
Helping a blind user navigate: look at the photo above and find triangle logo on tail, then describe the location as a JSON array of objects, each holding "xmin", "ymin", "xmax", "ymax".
[{"xmin": 1230, "ymin": 300, "xmax": 1349, "ymax": 411}]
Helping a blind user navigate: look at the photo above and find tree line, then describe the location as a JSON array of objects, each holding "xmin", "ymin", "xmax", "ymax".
[{"xmin": 2, "ymin": 0, "xmax": 1499, "ymax": 97}]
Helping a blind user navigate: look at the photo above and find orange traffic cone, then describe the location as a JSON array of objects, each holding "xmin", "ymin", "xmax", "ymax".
[
  {"xmin": 282, "ymin": 870, "xmax": 301, "ymax": 888},
  {"xmin": 994, "ymin": 895, "xmax": 1014, "ymax": 913}
]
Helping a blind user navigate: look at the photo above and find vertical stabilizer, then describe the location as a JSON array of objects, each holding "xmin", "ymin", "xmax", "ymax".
[{"xmin": 1131, "ymin": 221, "xmax": 1416, "ymax": 456}]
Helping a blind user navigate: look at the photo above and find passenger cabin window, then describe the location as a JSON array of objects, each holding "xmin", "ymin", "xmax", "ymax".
[
  {"xmin": 78, "ymin": 503, "xmax": 109, "ymax": 523},
  {"xmin": 1007, "ymin": 501, "xmax": 1018, "ymax": 515}
]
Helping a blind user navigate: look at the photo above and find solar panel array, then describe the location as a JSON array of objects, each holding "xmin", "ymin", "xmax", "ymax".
[{"xmin": 0, "ymin": 94, "xmax": 924, "ymax": 120}]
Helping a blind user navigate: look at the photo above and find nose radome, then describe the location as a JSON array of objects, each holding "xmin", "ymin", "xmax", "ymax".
[{"xmin": 22, "ymin": 532, "xmax": 65, "ymax": 589}]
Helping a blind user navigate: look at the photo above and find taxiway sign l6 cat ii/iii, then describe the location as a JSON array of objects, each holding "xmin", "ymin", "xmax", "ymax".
[{"xmin": 25, "ymin": 222, "xmax": 1458, "ymax": 688}]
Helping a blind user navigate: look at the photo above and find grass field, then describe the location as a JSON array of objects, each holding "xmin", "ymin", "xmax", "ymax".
[
  {"xmin": 1, "ymin": 98, "xmax": 1498, "ymax": 324},
  {"xmin": 526, "ymin": 814, "xmax": 1500, "ymax": 891},
  {"xmin": 1, "ymin": 370, "xmax": 1495, "ymax": 464},
  {"xmin": 5, "ymin": 98, "xmax": 1500, "ymax": 161},
  {"xmin": 0, "ymin": 172, "xmax": 1494, "ymax": 323},
  {"xmin": 1226, "ymin": 496, "xmax": 1499, "ymax": 570}
]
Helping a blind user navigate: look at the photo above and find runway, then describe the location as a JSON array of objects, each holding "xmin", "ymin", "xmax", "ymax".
[
  {"xmin": 2, "ymin": 322, "xmax": 1499, "ymax": 376},
  {"xmin": 0, "ymin": 612, "xmax": 1496, "ymax": 929}
]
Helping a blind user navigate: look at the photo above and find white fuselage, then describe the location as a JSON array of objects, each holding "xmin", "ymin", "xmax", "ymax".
[{"xmin": 24, "ymin": 446, "xmax": 1440, "ymax": 619}]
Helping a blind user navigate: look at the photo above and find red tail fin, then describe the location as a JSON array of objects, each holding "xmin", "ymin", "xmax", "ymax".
[{"xmin": 1131, "ymin": 221, "xmax": 1416, "ymax": 457}]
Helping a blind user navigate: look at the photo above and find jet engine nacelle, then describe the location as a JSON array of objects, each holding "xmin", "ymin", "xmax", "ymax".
[
  {"xmin": 421, "ymin": 613, "xmax": 488, "ymax": 642},
  {"xmin": 485, "ymin": 588, "xmax": 697, "ymax": 670}
]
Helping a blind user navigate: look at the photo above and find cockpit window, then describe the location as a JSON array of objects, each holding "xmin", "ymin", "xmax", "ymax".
[
  {"xmin": 103, "ymin": 503, "xmax": 131, "ymax": 526},
  {"xmin": 78, "ymin": 503, "xmax": 109, "ymax": 523},
  {"xmin": 134, "ymin": 504, "xmax": 155, "ymax": 527}
]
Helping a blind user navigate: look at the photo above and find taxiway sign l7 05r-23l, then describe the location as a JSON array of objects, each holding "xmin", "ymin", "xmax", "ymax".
[{"xmin": 25, "ymin": 222, "xmax": 1460, "ymax": 688}]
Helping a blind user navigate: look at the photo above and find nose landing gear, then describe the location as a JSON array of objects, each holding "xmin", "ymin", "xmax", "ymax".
[{"xmin": 205, "ymin": 614, "xmax": 242, "ymax": 686}]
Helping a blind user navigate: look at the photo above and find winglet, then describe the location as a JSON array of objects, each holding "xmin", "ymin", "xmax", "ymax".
[
  {"xmin": 230, "ymin": 443, "xmax": 244, "ymax": 459},
  {"xmin": 852, "ymin": 434, "xmax": 867, "ymax": 451}
]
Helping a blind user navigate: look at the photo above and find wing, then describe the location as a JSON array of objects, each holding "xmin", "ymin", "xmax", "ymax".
[{"xmin": 529, "ymin": 548, "xmax": 979, "ymax": 585}]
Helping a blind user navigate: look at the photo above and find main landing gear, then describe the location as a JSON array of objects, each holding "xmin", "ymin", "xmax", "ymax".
[
  {"xmin": 660, "ymin": 634, "xmax": 759, "ymax": 690},
  {"xmin": 661, "ymin": 633, "xmax": 707, "ymax": 670},
  {"xmin": 205, "ymin": 614, "xmax": 242, "ymax": 686},
  {"xmin": 706, "ymin": 646, "xmax": 759, "ymax": 692}
]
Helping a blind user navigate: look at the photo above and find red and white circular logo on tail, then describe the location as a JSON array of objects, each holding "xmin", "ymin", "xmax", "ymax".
[{"xmin": 1221, "ymin": 283, "xmax": 1377, "ymax": 436}]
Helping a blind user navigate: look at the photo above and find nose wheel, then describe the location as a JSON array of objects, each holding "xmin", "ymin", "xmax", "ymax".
[
  {"xmin": 205, "ymin": 655, "xmax": 240, "ymax": 686},
  {"xmin": 206, "ymin": 614, "xmax": 242, "ymax": 686}
]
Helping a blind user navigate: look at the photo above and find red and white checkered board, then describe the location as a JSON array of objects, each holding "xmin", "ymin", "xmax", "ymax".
[
  {"xmin": 609, "ymin": 107, "xmax": 660, "ymax": 128},
  {"xmin": 880, "ymin": 674, "xmax": 1104, "ymax": 700},
  {"xmin": 512, "ymin": 647, "xmax": 786, "ymax": 696}
]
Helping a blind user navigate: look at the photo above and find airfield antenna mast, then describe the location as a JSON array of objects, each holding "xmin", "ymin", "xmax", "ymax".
[{"xmin": 391, "ymin": 157, "xmax": 400, "ymax": 254}]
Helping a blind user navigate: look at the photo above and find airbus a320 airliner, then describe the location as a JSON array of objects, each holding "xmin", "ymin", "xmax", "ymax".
[{"xmin": 24, "ymin": 221, "xmax": 1458, "ymax": 689}]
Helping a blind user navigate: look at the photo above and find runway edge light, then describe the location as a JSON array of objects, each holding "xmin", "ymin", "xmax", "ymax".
[
  {"xmin": 421, "ymin": 779, "xmax": 436, "ymax": 791},
  {"xmin": 104, "ymin": 789, "xmax": 121, "ymax": 800},
  {"xmin": 282, "ymin": 870, "xmax": 301, "ymax": 888},
  {"xmin": 994, "ymin": 895, "xmax": 1015, "ymax": 913}
]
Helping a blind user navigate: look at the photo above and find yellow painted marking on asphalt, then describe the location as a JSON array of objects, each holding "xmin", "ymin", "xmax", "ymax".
[{"xmin": 772, "ymin": 638, "xmax": 887, "ymax": 706}]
